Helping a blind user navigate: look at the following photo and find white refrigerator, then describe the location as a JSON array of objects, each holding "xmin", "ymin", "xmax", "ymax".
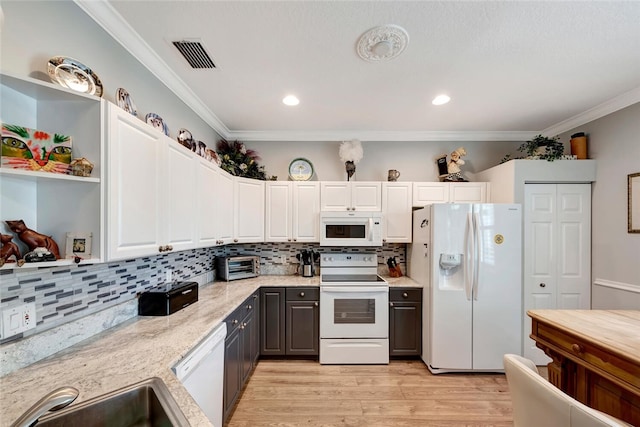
[{"xmin": 408, "ymin": 203, "xmax": 522, "ymax": 373}]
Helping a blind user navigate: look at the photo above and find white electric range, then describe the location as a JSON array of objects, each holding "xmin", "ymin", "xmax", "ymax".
[{"xmin": 319, "ymin": 253, "xmax": 389, "ymax": 364}]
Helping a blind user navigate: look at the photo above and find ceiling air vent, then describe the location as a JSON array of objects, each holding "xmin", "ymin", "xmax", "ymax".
[{"xmin": 172, "ymin": 40, "xmax": 216, "ymax": 69}]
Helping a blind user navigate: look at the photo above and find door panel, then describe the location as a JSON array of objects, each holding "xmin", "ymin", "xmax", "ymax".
[
  {"xmin": 473, "ymin": 204, "xmax": 522, "ymax": 370},
  {"xmin": 430, "ymin": 204, "xmax": 472, "ymax": 370},
  {"xmin": 557, "ymin": 184, "xmax": 591, "ymax": 309}
]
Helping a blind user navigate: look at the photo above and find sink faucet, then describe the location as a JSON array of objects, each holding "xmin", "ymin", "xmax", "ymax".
[{"xmin": 10, "ymin": 386, "xmax": 79, "ymax": 427}]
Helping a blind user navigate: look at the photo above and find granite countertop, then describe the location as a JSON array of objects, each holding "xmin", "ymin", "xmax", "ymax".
[{"xmin": 0, "ymin": 274, "xmax": 420, "ymax": 426}]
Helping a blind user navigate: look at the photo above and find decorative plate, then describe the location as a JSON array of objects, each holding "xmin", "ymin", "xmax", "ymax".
[
  {"xmin": 288, "ymin": 158, "xmax": 314, "ymax": 181},
  {"xmin": 145, "ymin": 113, "xmax": 169, "ymax": 136},
  {"xmin": 47, "ymin": 56, "xmax": 103, "ymax": 97},
  {"xmin": 116, "ymin": 88, "xmax": 137, "ymax": 116}
]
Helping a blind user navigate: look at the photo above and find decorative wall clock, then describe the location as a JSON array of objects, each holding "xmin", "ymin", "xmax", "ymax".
[{"xmin": 288, "ymin": 158, "xmax": 314, "ymax": 181}]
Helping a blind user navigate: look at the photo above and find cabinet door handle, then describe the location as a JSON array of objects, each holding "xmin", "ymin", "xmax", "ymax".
[
  {"xmin": 253, "ymin": 294, "xmax": 258, "ymax": 299},
  {"xmin": 571, "ymin": 343, "xmax": 584, "ymax": 354},
  {"xmin": 167, "ymin": 245, "xmax": 173, "ymax": 251},
  {"xmin": 300, "ymin": 292, "xmax": 305, "ymax": 297},
  {"xmin": 293, "ymin": 238, "xmax": 297, "ymax": 242},
  {"xmin": 248, "ymin": 305, "xmax": 252, "ymax": 310},
  {"xmin": 539, "ymin": 283, "xmax": 546, "ymax": 288},
  {"xmin": 390, "ymin": 302, "xmax": 394, "ymax": 307},
  {"xmin": 314, "ymin": 302, "xmax": 318, "ymax": 307},
  {"xmin": 158, "ymin": 245, "xmax": 165, "ymax": 252},
  {"xmin": 232, "ymin": 319, "xmax": 238, "ymax": 325},
  {"xmin": 402, "ymin": 292, "xmax": 408, "ymax": 298},
  {"xmin": 234, "ymin": 239, "xmax": 239, "ymax": 243}
]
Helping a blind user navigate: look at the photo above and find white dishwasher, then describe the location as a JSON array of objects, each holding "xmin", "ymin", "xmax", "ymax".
[{"xmin": 173, "ymin": 322, "xmax": 227, "ymax": 427}]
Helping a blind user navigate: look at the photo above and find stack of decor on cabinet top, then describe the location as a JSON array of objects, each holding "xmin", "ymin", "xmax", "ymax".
[{"xmin": 216, "ymin": 139, "xmax": 268, "ymax": 180}]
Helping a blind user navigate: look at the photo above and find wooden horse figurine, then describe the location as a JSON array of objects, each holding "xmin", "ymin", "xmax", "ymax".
[
  {"xmin": 5, "ymin": 220, "xmax": 61, "ymax": 259},
  {"xmin": 0, "ymin": 233, "xmax": 24, "ymax": 267}
]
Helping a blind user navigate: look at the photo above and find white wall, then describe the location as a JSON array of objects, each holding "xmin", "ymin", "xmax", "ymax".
[
  {"xmin": 247, "ymin": 140, "xmax": 520, "ymax": 182},
  {"xmin": 0, "ymin": 1, "xmax": 220, "ymax": 146},
  {"xmin": 559, "ymin": 103, "xmax": 640, "ymax": 308}
]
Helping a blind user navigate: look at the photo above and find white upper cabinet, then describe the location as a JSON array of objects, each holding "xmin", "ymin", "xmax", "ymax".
[
  {"xmin": 106, "ymin": 102, "xmax": 165, "ymax": 261},
  {"xmin": 265, "ymin": 182, "xmax": 292, "ymax": 242},
  {"xmin": 293, "ymin": 182, "xmax": 320, "ymax": 242},
  {"xmin": 216, "ymin": 169, "xmax": 235, "ymax": 244},
  {"xmin": 382, "ymin": 182, "xmax": 412, "ymax": 243},
  {"xmin": 0, "ymin": 73, "xmax": 104, "ymax": 269},
  {"xmin": 234, "ymin": 177, "xmax": 265, "ymax": 243},
  {"xmin": 413, "ymin": 182, "xmax": 449, "ymax": 205},
  {"xmin": 265, "ymin": 181, "xmax": 320, "ymax": 242},
  {"xmin": 412, "ymin": 182, "xmax": 488, "ymax": 206},
  {"xmin": 320, "ymin": 181, "xmax": 381, "ymax": 211},
  {"xmin": 197, "ymin": 158, "xmax": 221, "ymax": 246},
  {"xmin": 449, "ymin": 182, "xmax": 488, "ymax": 203},
  {"xmin": 165, "ymin": 142, "xmax": 197, "ymax": 252}
]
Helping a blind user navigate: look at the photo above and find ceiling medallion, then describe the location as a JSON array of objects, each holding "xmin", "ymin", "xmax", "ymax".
[{"xmin": 356, "ymin": 24, "xmax": 409, "ymax": 62}]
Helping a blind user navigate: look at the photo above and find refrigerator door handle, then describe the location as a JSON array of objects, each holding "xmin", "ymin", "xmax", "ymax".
[
  {"xmin": 465, "ymin": 212, "xmax": 474, "ymax": 301},
  {"xmin": 472, "ymin": 212, "xmax": 481, "ymax": 301}
]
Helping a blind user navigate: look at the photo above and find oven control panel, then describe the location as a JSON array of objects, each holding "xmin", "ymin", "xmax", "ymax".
[{"xmin": 320, "ymin": 253, "xmax": 377, "ymax": 268}]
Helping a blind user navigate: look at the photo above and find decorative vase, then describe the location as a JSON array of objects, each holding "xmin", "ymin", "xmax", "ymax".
[{"xmin": 570, "ymin": 132, "xmax": 588, "ymax": 159}]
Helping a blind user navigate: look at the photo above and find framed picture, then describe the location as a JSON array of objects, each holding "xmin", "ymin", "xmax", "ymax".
[
  {"xmin": 65, "ymin": 232, "xmax": 93, "ymax": 260},
  {"xmin": 629, "ymin": 172, "xmax": 640, "ymax": 233}
]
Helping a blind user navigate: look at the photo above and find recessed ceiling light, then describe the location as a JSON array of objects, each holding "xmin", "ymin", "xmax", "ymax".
[
  {"xmin": 282, "ymin": 95, "xmax": 299, "ymax": 106},
  {"xmin": 432, "ymin": 95, "xmax": 451, "ymax": 106}
]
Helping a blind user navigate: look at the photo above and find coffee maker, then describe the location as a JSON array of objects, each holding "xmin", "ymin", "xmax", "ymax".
[{"xmin": 296, "ymin": 249, "xmax": 319, "ymax": 277}]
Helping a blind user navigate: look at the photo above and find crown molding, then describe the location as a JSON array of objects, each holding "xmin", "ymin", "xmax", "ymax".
[
  {"xmin": 74, "ymin": 1, "xmax": 638, "ymax": 144},
  {"xmin": 227, "ymin": 130, "xmax": 536, "ymax": 142},
  {"xmin": 74, "ymin": 0, "xmax": 231, "ymax": 139},
  {"xmin": 542, "ymin": 86, "xmax": 640, "ymax": 137}
]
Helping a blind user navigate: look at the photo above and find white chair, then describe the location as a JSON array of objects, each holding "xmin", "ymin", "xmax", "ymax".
[{"xmin": 503, "ymin": 354, "xmax": 631, "ymax": 427}]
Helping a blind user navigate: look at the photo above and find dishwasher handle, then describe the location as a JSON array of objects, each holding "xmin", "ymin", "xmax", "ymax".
[{"xmin": 173, "ymin": 322, "xmax": 227, "ymax": 379}]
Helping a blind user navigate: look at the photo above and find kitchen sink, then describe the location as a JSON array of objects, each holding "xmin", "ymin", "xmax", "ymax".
[{"xmin": 35, "ymin": 377, "xmax": 189, "ymax": 427}]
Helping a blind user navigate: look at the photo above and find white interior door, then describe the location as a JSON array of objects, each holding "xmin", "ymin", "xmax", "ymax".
[
  {"xmin": 523, "ymin": 183, "xmax": 591, "ymax": 364},
  {"xmin": 556, "ymin": 184, "xmax": 591, "ymax": 309},
  {"xmin": 524, "ymin": 184, "xmax": 556, "ymax": 364}
]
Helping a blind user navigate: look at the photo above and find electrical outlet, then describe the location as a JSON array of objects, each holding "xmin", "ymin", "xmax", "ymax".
[
  {"xmin": 165, "ymin": 270, "xmax": 173, "ymax": 282},
  {"xmin": 1, "ymin": 302, "xmax": 36, "ymax": 338}
]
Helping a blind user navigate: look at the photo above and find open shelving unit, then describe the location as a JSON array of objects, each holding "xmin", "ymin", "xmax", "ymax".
[{"xmin": 0, "ymin": 72, "xmax": 105, "ymax": 269}]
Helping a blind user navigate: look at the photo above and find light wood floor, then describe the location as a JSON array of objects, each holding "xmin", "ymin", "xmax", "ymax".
[{"xmin": 226, "ymin": 359, "xmax": 514, "ymax": 427}]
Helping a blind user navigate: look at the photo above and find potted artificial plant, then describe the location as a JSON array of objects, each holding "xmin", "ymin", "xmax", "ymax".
[{"xmin": 501, "ymin": 134, "xmax": 565, "ymax": 163}]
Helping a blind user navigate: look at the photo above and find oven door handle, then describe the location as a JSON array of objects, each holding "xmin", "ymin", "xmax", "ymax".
[{"xmin": 321, "ymin": 286, "xmax": 388, "ymax": 293}]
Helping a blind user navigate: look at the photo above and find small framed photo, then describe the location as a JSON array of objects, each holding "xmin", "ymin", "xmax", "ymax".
[{"xmin": 65, "ymin": 232, "xmax": 93, "ymax": 260}]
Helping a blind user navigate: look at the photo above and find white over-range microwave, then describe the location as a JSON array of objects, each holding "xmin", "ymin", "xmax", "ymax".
[{"xmin": 319, "ymin": 211, "xmax": 383, "ymax": 246}]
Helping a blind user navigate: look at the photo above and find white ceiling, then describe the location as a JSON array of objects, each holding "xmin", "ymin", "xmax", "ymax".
[{"xmin": 77, "ymin": 1, "xmax": 640, "ymax": 142}]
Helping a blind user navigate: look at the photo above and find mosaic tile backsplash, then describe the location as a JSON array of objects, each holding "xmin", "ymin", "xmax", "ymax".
[{"xmin": 0, "ymin": 243, "xmax": 405, "ymax": 343}]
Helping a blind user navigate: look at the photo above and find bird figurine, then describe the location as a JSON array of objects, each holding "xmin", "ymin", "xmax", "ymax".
[{"xmin": 338, "ymin": 139, "xmax": 363, "ymax": 181}]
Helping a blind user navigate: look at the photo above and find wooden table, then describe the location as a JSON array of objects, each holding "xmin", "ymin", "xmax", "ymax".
[{"xmin": 528, "ymin": 310, "xmax": 640, "ymax": 426}]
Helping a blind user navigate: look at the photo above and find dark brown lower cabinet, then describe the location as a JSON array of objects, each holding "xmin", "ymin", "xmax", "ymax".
[
  {"xmin": 260, "ymin": 287, "xmax": 286, "ymax": 355},
  {"xmin": 223, "ymin": 291, "xmax": 259, "ymax": 422},
  {"xmin": 389, "ymin": 288, "xmax": 422, "ymax": 357},
  {"xmin": 261, "ymin": 287, "xmax": 319, "ymax": 357},
  {"xmin": 285, "ymin": 288, "xmax": 319, "ymax": 356}
]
